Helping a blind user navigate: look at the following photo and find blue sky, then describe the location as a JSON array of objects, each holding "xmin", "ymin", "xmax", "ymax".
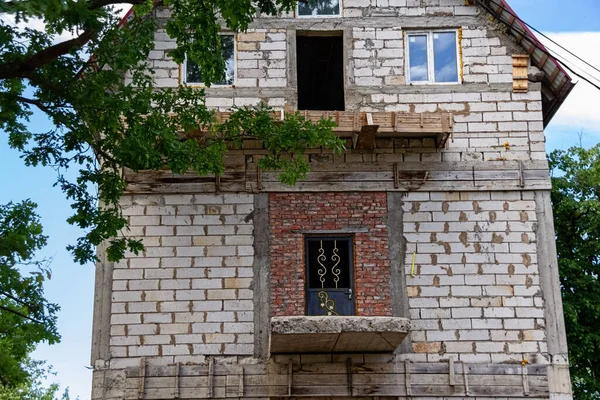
[{"xmin": 0, "ymin": 1, "xmax": 599, "ymax": 399}]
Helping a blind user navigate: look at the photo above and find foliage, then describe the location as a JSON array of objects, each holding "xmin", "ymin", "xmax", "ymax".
[
  {"xmin": 550, "ymin": 145, "xmax": 600, "ymax": 399},
  {"xmin": 0, "ymin": 0, "xmax": 344, "ymax": 265},
  {"xmin": 0, "ymin": 201, "xmax": 59, "ymax": 387},
  {"xmin": 0, "ymin": 359, "xmax": 72, "ymax": 400}
]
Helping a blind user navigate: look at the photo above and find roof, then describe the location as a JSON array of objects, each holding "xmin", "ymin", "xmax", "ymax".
[{"xmin": 476, "ymin": 0, "xmax": 575, "ymax": 127}]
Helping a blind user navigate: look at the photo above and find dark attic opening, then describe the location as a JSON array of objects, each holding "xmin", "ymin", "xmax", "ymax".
[{"xmin": 296, "ymin": 32, "xmax": 345, "ymax": 111}]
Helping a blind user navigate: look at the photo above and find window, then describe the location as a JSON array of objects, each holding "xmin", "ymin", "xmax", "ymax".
[
  {"xmin": 296, "ymin": 33, "xmax": 345, "ymax": 111},
  {"xmin": 297, "ymin": 0, "xmax": 341, "ymax": 17},
  {"xmin": 183, "ymin": 34, "xmax": 235, "ymax": 86},
  {"xmin": 405, "ymin": 30, "xmax": 460, "ymax": 84},
  {"xmin": 305, "ymin": 237, "xmax": 355, "ymax": 316}
]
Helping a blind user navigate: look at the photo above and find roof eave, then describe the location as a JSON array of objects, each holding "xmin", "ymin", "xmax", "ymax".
[{"xmin": 476, "ymin": 0, "xmax": 574, "ymax": 128}]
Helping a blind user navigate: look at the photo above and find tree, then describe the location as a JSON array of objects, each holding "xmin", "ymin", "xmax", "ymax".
[
  {"xmin": 0, "ymin": 0, "xmax": 344, "ymax": 265},
  {"xmin": 550, "ymin": 145, "xmax": 600, "ymax": 399},
  {"xmin": 0, "ymin": 358, "xmax": 72, "ymax": 400},
  {"xmin": 0, "ymin": 201, "xmax": 59, "ymax": 387}
]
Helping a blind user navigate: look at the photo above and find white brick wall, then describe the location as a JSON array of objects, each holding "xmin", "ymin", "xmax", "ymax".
[
  {"xmin": 110, "ymin": 194, "xmax": 255, "ymax": 363},
  {"xmin": 402, "ymin": 191, "xmax": 545, "ymax": 364}
]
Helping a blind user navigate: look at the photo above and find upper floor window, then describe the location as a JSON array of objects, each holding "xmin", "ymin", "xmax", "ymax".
[
  {"xmin": 405, "ymin": 30, "xmax": 460, "ymax": 84},
  {"xmin": 183, "ymin": 34, "xmax": 235, "ymax": 86},
  {"xmin": 297, "ymin": 0, "xmax": 341, "ymax": 17}
]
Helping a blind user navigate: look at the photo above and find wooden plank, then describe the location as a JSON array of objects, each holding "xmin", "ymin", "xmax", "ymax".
[
  {"xmin": 208, "ymin": 357, "xmax": 214, "ymax": 398},
  {"xmin": 138, "ymin": 358, "xmax": 146, "ymax": 400},
  {"xmin": 288, "ymin": 360, "xmax": 293, "ymax": 396},
  {"xmin": 449, "ymin": 356, "xmax": 455, "ymax": 386},
  {"xmin": 522, "ymin": 363, "xmax": 530, "ymax": 396},
  {"xmin": 463, "ymin": 363, "xmax": 470, "ymax": 396},
  {"xmin": 404, "ymin": 360, "xmax": 411, "ymax": 396},
  {"xmin": 346, "ymin": 358, "xmax": 353, "ymax": 396},
  {"xmin": 355, "ymin": 125, "xmax": 379, "ymax": 150},
  {"xmin": 239, "ymin": 366, "xmax": 244, "ymax": 398},
  {"xmin": 129, "ymin": 373, "xmax": 547, "ymax": 389},
  {"xmin": 173, "ymin": 362, "xmax": 180, "ymax": 399},
  {"xmin": 126, "ymin": 362, "xmax": 548, "ymax": 379}
]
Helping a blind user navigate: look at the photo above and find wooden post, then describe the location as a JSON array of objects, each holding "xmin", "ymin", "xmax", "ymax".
[
  {"xmin": 449, "ymin": 356, "xmax": 455, "ymax": 386},
  {"xmin": 404, "ymin": 360, "xmax": 412, "ymax": 396},
  {"xmin": 138, "ymin": 358, "xmax": 146, "ymax": 400},
  {"xmin": 256, "ymin": 165, "xmax": 262, "ymax": 191},
  {"xmin": 173, "ymin": 362, "xmax": 180, "ymax": 399},
  {"xmin": 208, "ymin": 357, "xmax": 214, "ymax": 398},
  {"xmin": 522, "ymin": 364, "xmax": 530, "ymax": 396},
  {"xmin": 518, "ymin": 160, "xmax": 525, "ymax": 187},
  {"xmin": 463, "ymin": 363, "xmax": 471, "ymax": 396},
  {"xmin": 346, "ymin": 358, "xmax": 353, "ymax": 396},
  {"xmin": 239, "ymin": 366, "xmax": 245, "ymax": 398},
  {"xmin": 287, "ymin": 359, "xmax": 293, "ymax": 396}
]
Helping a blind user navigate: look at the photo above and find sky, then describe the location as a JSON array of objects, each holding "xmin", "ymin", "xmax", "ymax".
[{"xmin": 0, "ymin": 1, "xmax": 599, "ymax": 399}]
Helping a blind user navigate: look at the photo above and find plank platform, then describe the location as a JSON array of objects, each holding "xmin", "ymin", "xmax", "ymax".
[
  {"xmin": 123, "ymin": 160, "xmax": 551, "ymax": 194},
  {"xmin": 209, "ymin": 110, "xmax": 453, "ymax": 148},
  {"xmin": 121, "ymin": 361, "xmax": 549, "ymax": 399}
]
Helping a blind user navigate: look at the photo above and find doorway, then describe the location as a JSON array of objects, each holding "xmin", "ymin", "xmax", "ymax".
[
  {"xmin": 296, "ymin": 34, "xmax": 345, "ymax": 111},
  {"xmin": 305, "ymin": 237, "xmax": 355, "ymax": 316}
]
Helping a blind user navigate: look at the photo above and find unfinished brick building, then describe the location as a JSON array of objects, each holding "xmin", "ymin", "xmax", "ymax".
[{"xmin": 90, "ymin": 0, "xmax": 575, "ymax": 398}]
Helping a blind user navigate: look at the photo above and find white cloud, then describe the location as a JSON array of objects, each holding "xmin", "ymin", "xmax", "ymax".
[{"xmin": 540, "ymin": 32, "xmax": 600, "ymax": 132}]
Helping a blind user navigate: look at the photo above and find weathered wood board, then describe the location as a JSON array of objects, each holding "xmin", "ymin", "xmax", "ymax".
[{"xmin": 123, "ymin": 362, "xmax": 549, "ymax": 399}]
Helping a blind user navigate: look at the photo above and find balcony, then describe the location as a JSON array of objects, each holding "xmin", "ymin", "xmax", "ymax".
[{"xmin": 270, "ymin": 316, "xmax": 410, "ymax": 354}]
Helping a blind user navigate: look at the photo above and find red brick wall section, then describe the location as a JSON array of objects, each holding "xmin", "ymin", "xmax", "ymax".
[{"xmin": 269, "ymin": 192, "xmax": 391, "ymax": 316}]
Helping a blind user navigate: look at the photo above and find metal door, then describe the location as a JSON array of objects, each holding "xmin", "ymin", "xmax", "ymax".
[{"xmin": 305, "ymin": 237, "xmax": 355, "ymax": 316}]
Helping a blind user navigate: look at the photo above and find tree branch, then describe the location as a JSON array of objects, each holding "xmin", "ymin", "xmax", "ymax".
[
  {"xmin": 88, "ymin": 0, "xmax": 146, "ymax": 9},
  {"xmin": 0, "ymin": 305, "xmax": 44, "ymax": 325},
  {"xmin": 0, "ymin": 28, "xmax": 96, "ymax": 80},
  {"xmin": 15, "ymin": 96, "xmax": 54, "ymax": 115}
]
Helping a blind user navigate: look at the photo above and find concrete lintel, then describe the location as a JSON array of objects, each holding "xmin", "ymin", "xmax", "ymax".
[
  {"xmin": 270, "ymin": 316, "xmax": 410, "ymax": 354},
  {"xmin": 247, "ymin": 15, "xmax": 480, "ymax": 30}
]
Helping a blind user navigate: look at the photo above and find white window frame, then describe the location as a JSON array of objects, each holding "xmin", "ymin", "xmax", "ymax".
[
  {"xmin": 296, "ymin": 0, "xmax": 342, "ymax": 18},
  {"xmin": 404, "ymin": 29, "xmax": 461, "ymax": 85},
  {"xmin": 182, "ymin": 33, "xmax": 237, "ymax": 87}
]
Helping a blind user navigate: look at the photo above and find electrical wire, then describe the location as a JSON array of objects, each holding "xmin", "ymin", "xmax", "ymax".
[
  {"xmin": 476, "ymin": 0, "xmax": 600, "ymax": 91},
  {"xmin": 483, "ymin": 0, "xmax": 600, "ymax": 76}
]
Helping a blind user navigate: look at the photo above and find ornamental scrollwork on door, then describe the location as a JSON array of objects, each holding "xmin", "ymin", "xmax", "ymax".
[
  {"xmin": 316, "ymin": 240, "xmax": 342, "ymax": 289},
  {"xmin": 318, "ymin": 291, "xmax": 339, "ymax": 315}
]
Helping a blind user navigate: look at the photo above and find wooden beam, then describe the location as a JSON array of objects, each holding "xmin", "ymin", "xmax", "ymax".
[
  {"xmin": 173, "ymin": 362, "xmax": 180, "ymax": 399},
  {"xmin": 138, "ymin": 358, "xmax": 146, "ymax": 400},
  {"xmin": 288, "ymin": 360, "xmax": 293, "ymax": 396},
  {"xmin": 208, "ymin": 357, "xmax": 214, "ymax": 398},
  {"xmin": 404, "ymin": 360, "xmax": 412, "ymax": 396},
  {"xmin": 355, "ymin": 124, "xmax": 379, "ymax": 150},
  {"xmin": 522, "ymin": 364, "xmax": 530, "ymax": 396},
  {"xmin": 449, "ymin": 357, "xmax": 455, "ymax": 387},
  {"xmin": 346, "ymin": 358, "xmax": 353, "ymax": 396}
]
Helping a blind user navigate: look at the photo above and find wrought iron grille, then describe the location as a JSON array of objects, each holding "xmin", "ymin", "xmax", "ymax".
[{"xmin": 306, "ymin": 238, "xmax": 352, "ymax": 289}]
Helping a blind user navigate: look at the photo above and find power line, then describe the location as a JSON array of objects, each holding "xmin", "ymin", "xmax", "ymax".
[
  {"xmin": 476, "ymin": 0, "xmax": 600, "ymax": 91},
  {"xmin": 481, "ymin": 0, "xmax": 600, "ymax": 76}
]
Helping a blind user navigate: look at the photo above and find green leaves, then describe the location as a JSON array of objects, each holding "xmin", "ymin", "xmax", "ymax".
[
  {"xmin": 0, "ymin": 201, "xmax": 59, "ymax": 387},
  {"xmin": 550, "ymin": 145, "xmax": 600, "ymax": 399},
  {"xmin": 218, "ymin": 105, "xmax": 343, "ymax": 185}
]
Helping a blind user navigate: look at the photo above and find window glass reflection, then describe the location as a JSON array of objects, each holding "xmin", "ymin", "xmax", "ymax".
[
  {"xmin": 408, "ymin": 35, "xmax": 428, "ymax": 82},
  {"xmin": 298, "ymin": 0, "xmax": 340, "ymax": 16},
  {"xmin": 433, "ymin": 32, "xmax": 458, "ymax": 82}
]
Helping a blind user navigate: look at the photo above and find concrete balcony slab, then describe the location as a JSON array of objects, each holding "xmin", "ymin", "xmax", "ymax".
[{"xmin": 270, "ymin": 316, "xmax": 411, "ymax": 354}]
